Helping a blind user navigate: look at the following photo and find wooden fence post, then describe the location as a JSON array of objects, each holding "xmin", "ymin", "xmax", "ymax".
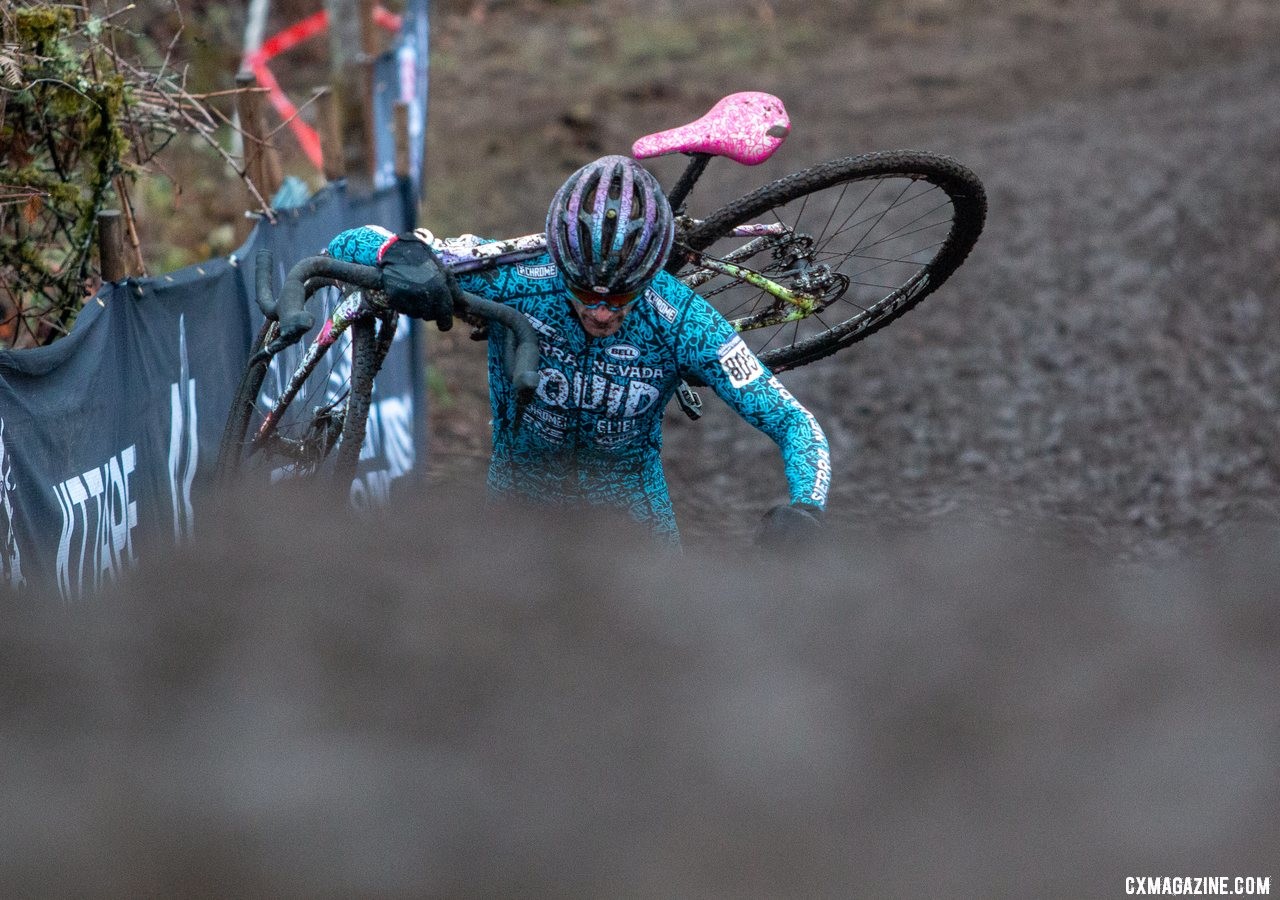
[
  {"xmin": 394, "ymin": 102, "xmax": 411, "ymax": 179},
  {"xmin": 323, "ymin": 0, "xmax": 372, "ymax": 187},
  {"xmin": 235, "ymin": 70, "xmax": 284, "ymax": 207},
  {"xmin": 359, "ymin": 0, "xmax": 380, "ymax": 183},
  {"xmin": 97, "ymin": 210, "xmax": 125, "ymax": 283},
  {"xmin": 316, "ymin": 87, "xmax": 347, "ymax": 182},
  {"xmin": 235, "ymin": 71, "xmax": 265, "ymax": 196}
]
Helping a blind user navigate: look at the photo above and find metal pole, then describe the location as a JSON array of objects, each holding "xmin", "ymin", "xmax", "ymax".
[{"xmin": 236, "ymin": 0, "xmax": 272, "ymax": 162}]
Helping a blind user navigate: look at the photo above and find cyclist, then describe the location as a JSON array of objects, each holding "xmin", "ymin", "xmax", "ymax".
[{"xmin": 327, "ymin": 155, "xmax": 830, "ymax": 545}]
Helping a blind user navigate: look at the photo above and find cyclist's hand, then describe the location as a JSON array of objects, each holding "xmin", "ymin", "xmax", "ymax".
[
  {"xmin": 754, "ymin": 502, "xmax": 822, "ymax": 547},
  {"xmin": 377, "ymin": 234, "xmax": 455, "ymax": 330}
]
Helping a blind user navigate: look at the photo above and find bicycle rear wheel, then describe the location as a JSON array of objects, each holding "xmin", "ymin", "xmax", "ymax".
[{"xmin": 678, "ymin": 151, "xmax": 986, "ymax": 372}]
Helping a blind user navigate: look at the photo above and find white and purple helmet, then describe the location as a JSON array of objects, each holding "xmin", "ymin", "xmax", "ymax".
[{"xmin": 546, "ymin": 155, "xmax": 675, "ymax": 297}]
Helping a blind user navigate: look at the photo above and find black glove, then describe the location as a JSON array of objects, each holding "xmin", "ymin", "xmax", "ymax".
[
  {"xmin": 378, "ymin": 234, "xmax": 455, "ymax": 331},
  {"xmin": 754, "ymin": 502, "xmax": 823, "ymax": 547}
]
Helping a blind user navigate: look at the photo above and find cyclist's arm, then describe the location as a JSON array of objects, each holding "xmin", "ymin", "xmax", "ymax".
[
  {"xmin": 326, "ymin": 227, "xmax": 504, "ymax": 299},
  {"xmin": 326, "ymin": 225, "xmax": 397, "ymax": 265},
  {"xmin": 674, "ymin": 285, "xmax": 831, "ymax": 511}
]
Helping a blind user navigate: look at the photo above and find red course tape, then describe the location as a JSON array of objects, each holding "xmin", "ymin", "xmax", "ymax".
[{"xmin": 246, "ymin": 6, "xmax": 403, "ymax": 170}]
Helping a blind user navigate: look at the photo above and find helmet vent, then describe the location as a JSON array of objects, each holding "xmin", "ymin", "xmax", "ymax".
[{"xmin": 546, "ymin": 155, "xmax": 675, "ymax": 296}]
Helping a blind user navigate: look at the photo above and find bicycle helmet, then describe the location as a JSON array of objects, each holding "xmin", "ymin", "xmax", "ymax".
[{"xmin": 546, "ymin": 155, "xmax": 675, "ymax": 297}]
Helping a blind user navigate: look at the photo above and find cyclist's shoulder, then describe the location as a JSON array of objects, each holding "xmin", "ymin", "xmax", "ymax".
[
  {"xmin": 641, "ymin": 270, "xmax": 732, "ymax": 340},
  {"xmin": 632, "ymin": 270, "xmax": 699, "ymax": 326},
  {"xmin": 478, "ymin": 250, "xmax": 560, "ymax": 288},
  {"xmin": 327, "ymin": 224, "xmax": 394, "ymax": 264},
  {"xmin": 499, "ymin": 252, "xmax": 560, "ymax": 283}
]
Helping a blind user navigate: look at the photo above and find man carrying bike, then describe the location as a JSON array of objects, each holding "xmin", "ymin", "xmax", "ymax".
[{"xmin": 327, "ymin": 155, "xmax": 830, "ymax": 545}]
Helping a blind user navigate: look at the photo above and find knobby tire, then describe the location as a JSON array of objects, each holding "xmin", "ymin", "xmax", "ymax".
[
  {"xmin": 328, "ymin": 315, "xmax": 378, "ymax": 488},
  {"xmin": 215, "ymin": 320, "xmax": 274, "ymax": 483}
]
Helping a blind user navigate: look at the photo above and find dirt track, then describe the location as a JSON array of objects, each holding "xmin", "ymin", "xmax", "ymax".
[
  {"xmin": 422, "ymin": 0, "xmax": 1280, "ymax": 554},
  {"xmin": 669, "ymin": 48, "xmax": 1280, "ymax": 552}
]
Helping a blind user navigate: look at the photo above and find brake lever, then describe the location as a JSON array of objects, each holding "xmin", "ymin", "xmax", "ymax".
[{"xmin": 248, "ymin": 255, "xmax": 384, "ymax": 366}]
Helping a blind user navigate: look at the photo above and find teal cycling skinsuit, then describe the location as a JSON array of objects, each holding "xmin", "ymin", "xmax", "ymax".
[{"xmin": 328, "ymin": 226, "xmax": 831, "ymax": 542}]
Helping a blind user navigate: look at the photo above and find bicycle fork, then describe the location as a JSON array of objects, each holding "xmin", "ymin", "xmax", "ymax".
[{"xmin": 254, "ymin": 292, "xmax": 366, "ymax": 443}]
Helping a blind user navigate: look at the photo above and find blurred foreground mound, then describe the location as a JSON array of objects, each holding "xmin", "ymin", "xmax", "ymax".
[{"xmin": 3, "ymin": 486, "xmax": 1276, "ymax": 896}]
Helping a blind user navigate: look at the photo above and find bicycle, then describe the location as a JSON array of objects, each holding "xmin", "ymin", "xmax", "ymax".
[{"xmin": 216, "ymin": 90, "xmax": 987, "ymax": 491}]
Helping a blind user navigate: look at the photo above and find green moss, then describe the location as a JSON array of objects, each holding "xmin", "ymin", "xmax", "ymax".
[
  {"xmin": 426, "ymin": 366, "xmax": 455, "ymax": 409},
  {"xmin": 2, "ymin": 5, "xmax": 144, "ymax": 341},
  {"xmin": 14, "ymin": 6, "xmax": 76, "ymax": 45}
]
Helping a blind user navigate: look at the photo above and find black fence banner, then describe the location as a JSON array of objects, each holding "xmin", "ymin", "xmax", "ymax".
[
  {"xmin": 2, "ymin": 0, "xmax": 433, "ymax": 600},
  {"xmin": 0, "ymin": 182, "xmax": 422, "ymax": 601}
]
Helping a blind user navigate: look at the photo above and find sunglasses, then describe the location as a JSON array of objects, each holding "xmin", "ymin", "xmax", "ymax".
[{"xmin": 569, "ymin": 285, "xmax": 642, "ymax": 311}]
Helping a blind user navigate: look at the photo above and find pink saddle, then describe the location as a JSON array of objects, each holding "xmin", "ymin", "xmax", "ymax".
[{"xmin": 631, "ymin": 92, "xmax": 790, "ymax": 166}]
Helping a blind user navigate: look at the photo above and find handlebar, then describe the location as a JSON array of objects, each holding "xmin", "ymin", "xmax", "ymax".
[
  {"xmin": 251, "ymin": 252, "xmax": 541, "ymax": 403},
  {"xmin": 457, "ymin": 291, "xmax": 542, "ymax": 399}
]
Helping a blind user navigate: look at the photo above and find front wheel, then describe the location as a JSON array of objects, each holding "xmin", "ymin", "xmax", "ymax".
[
  {"xmin": 216, "ymin": 303, "xmax": 394, "ymax": 492},
  {"xmin": 677, "ymin": 151, "xmax": 987, "ymax": 372}
]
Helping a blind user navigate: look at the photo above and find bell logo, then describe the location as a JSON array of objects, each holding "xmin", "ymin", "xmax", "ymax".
[{"xmin": 606, "ymin": 344, "xmax": 640, "ymax": 361}]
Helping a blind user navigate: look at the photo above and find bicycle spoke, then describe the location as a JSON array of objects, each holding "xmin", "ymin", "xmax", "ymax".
[
  {"xmin": 816, "ymin": 181, "xmax": 852, "ymax": 246},
  {"xmin": 811, "ymin": 237, "xmax": 947, "ymax": 268},
  {"xmin": 852, "ymin": 205, "xmax": 956, "ymax": 254},
  {"xmin": 819, "ymin": 181, "xmax": 882, "ymax": 248},
  {"xmin": 844, "ymin": 249, "xmax": 943, "ymax": 285},
  {"xmin": 847, "ymin": 178, "xmax": 915, "ymax": 254},
  {"xmin": 824, "ymin": 185, "xmax": 947, "ymax": 248},
  {"xmin": 755, "ymin": 326, "xmax": 785, "ymax": 354}
]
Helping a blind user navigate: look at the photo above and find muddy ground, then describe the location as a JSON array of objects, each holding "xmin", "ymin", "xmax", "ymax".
[
  {"xmin": 4, "ymin": 2, "xmax": 1279, "ymax": 894},
  {"xmin": 4, "ymin": 486, "xmax": 1277, "ymax": 895},
  {"xmin": 422, "ymin": 0, "xmax": 1280, "ymax": 554}
]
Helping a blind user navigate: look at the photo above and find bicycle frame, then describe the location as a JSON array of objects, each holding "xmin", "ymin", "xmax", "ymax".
[
  {"xmin": 254, "ymin": 290, "xmax": 392, "ymax": 444},
  {"xmin": 217, "ymin": 252, "xmax": 541, "ymax": 486}
]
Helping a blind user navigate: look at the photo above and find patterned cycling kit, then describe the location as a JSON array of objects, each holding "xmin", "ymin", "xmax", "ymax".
[{"xmin": 327, "ymin": 226, "xmax": 832, "ymax": 541}]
